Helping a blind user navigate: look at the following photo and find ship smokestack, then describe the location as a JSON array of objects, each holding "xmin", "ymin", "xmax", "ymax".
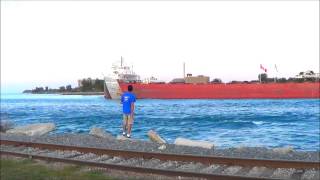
[{"xmin": 183, "ymin": 62, "xmax": 185, "ymax": 79}]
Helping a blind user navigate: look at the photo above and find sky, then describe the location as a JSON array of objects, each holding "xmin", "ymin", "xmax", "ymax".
[{"xmin": 1, "ymin": 0, "xmax": 319, "ymax": 93}]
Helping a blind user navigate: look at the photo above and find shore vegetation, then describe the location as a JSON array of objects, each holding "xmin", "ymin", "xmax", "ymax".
[
  {"xmin": 23, "ymin": 78, "xmax": 105, "ymax": 94},
  {"xmin": 1, "ymin": 158, "xmax": 117, "ymax": 180}
]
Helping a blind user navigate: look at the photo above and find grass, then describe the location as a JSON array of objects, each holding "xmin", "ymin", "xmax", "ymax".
[{"xmin": 0, "ymin": 158, "xmax": 118, "ymax": 180}]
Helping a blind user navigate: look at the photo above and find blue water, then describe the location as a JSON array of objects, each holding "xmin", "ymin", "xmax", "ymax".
[{"xmin": 1, "ymin": 93, "xmax": 319, "ymax": 151}]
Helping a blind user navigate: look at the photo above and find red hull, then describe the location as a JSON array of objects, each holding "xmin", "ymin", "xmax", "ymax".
[{"xmin": 119, "ymin": 82, "xmax": 320, "ymax": 99}]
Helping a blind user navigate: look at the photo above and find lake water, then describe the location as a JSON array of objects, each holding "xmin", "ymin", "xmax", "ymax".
[{"xmin": 1, "ymin": 93, "xmax": 319, "ymax": 151}]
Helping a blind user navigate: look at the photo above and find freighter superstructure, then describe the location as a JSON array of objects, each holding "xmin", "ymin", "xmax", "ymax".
[{"xmin": 104, "ymin": 57, "xmax": 140, "ymax": 99}]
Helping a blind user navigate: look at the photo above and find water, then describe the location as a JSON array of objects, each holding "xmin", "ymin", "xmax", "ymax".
[{"xmin": 1, "ymin": 93, "xmax": 319, "ymax": 151}]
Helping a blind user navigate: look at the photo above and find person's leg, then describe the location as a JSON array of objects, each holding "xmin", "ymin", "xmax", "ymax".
[
  {"xmin": 126, "ymin": 114, "xmax": 134, "ymax": 138},
  {"xmin": 126, "ymin": 119, "xmax": 129, "ymax": 133},
  {"xmin": 127, "ymin": 124, "xmax": 132, "ymax": 136},
  {"xmin": 122, "ymin": 115, "xmax": 127, "ymax": 135}
]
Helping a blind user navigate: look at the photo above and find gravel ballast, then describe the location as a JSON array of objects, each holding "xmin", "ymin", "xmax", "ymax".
[
  {"xmin": 0, "ymin": 133, "xmax": 319, "ymax": 162},
  {"xmin": 1, "ymin": 143, "xmax": 319, "ymax": 180}
]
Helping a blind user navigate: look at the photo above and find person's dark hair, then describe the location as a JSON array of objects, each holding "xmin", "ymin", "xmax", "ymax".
[{"xmin": 128, "ymin": 85, "xmax": 133, "ymax": 92}]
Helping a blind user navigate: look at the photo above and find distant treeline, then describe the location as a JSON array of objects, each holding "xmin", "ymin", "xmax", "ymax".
[
  {"xmin": 23, "ymin": 78, "xmax": 105, "ymax": 94},
  {"xmin": 78, "ymin": 78, "xmax": 104, "ymax": 92},
  {"xmin": 23, "ymin": 85, "xmax": 79, "ymax": 94}
]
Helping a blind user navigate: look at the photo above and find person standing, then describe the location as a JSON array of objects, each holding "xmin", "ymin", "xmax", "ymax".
[{"xmin": 121, "ymin": 85, "xmax": 136, "ymax": 138}]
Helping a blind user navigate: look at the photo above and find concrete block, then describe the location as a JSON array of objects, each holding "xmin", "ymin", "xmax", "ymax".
[
  {"xmin": 89, "ymin": 127, "xmax": 113, "ymax": 139},
  {"xmin": 174, "ymin": 137, "xmax": 214, "ymax": 149},
  {"xmin": 272, "ymin": 146, "xmax": 294, "ymax": 154},
  {"xmin": 7, "ymin": 123, "xmax": 55, "ymax": 136},
  {"xmin": 148, "ymin": 130, "xmax": 167, "ymax": 144},
  {"xmin": 158, "ymin": 144, "xmax": 166, "ymax": 150}
]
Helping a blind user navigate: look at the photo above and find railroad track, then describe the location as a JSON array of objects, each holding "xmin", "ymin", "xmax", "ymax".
[{"xmin": 0, "ymin": 140, "xmax": 319, "ymax": 180}]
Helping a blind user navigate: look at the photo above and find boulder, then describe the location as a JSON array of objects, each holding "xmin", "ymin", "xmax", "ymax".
[
  {"xmin": 148, "ymin": 130, "xmax": 166, "ymax": 144},
  {"xmin": 235, "ymin": 145, "xmax": 247, "ymax": 152},
  {"xmin": 272, "ymin": 146, "xmax": 294, "ymax": 154},
  {"xmin": 89, "ymin": 127, "xmax": 113, "ymax": 139},
  {"xmin": 158, "ymin": 144, "xmax": 166, "ymax": 150},
  {"xmin": 116, "ymin": 135, "xmax": 137, "ymax": 142},
  {"xmin": 0, "ymin": 120, "xmax": 14, "ymax": 132},
  {"xmin": 174, "ymin": 137, "xmax": 214, "ymax": 149},
  {"xmin": 7, "ymin": 123, "xmax": 55, "ymax": 136},
  {"xmin": 116, "ymin": 135, "xmax": 128, "ymax": 141}
]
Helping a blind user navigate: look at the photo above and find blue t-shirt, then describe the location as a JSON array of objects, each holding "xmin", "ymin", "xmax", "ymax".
[{"xmin": 121, "ymin": 92, "xmax": 136, "ymax": 114}]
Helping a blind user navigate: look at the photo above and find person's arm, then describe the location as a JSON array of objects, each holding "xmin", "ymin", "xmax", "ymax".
[
  {"xmin": 131, "ymin": 103, "xmax": 135, "ymax": 115},
  {"xmin": 131, "ymin": 95, "xmax": 136, "ymax": 117}
]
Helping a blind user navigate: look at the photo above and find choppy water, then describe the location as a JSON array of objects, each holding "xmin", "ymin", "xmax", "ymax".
[{"xmin": 1, "ymin": 93, "xmax": 319, "ymax": 151}]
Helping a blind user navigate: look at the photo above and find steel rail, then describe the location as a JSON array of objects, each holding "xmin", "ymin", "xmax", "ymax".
[
  {"xmin": 1, "ymin": 139, "xmax": 319, "ymax": 169},
  {"xmin": 0, "ymin": 150, "xmax": 277, "ymax": 180}
]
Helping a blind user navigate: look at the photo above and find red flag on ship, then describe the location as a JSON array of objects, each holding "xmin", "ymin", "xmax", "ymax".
[{"xmin": 260, "ymin": 64, "xmax": 267, "ymax": 73}]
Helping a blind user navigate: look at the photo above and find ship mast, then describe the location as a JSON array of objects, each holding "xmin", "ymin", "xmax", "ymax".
[{"xmin": 183, "ymin": 62, "xmax": 186, "ymax": 79}]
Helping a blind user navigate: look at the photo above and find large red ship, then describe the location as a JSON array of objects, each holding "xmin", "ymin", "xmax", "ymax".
[
  {"xmin": 104, "ymin": 58, "xmax": 320, "ymax": 99},
  {"xmin": 117, "ymin": 82, "xmax": 319, "ymax": 99}
]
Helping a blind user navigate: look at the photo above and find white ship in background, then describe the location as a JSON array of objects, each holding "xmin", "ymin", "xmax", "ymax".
[{"xmin": 104, "ymin": 57, "xmax": 140, "ymax": 99}]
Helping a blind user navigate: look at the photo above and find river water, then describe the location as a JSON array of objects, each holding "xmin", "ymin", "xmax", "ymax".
[{"xmin": 1, "ymin": 93, "xmax": 319, "ymax": 151}]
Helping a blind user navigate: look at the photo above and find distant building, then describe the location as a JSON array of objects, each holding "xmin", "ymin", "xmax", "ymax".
[
  {"xmin": 78, "ymin": 80, "xmax": 83, "ymax": 87},
  {"xmin": 185, "ymin": 74, "xmax": 210, "ymax": 84},
  {"xmin": 143, "ymin": 76, "xmax": 165, "ymax": 84},
  {"xmin": 295, "ymin": 71, "xmax": 320, "ymax": 79},
  {"xmin": 91, "ymin": 79, "xmax": 96, "ymax": 85},
  {"xmin": 170, "ymin": 78, "xmax": 185, "ymax": 84}
]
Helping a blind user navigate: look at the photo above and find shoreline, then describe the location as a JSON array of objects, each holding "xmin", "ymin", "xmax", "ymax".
[
  {"xmin": 1, "ymin": 133, "xmax": 319, "ymax": 162},
  {"xmin": 22, "ymin": 92, "xmax": 104, "ymax": 95},
  {"xmin": 60, "ymin": 92, "xmax": 104, "ymax": 95}
]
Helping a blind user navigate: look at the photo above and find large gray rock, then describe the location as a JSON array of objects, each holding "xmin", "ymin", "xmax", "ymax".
[
  {"xmin": 6, "ymin": 123, "xmax": 55, "ymax": 136},
  {"xmin": 89, "ymin": 127, "xmax": 113, "ymax": 139},
  {"xmin": 0, "ymin": 120, "xmax": 14, "ymax": 132},
  {"xmin": 116, "ymin": 135, "xmax": 138, "ymax": 142},
  {"xmin": 273, "ymin": 146, "xmax": 294, "ymax": 154},
  {"xmin": 116, "ymin": 135, "xmax": 129, "ymax": 141},
  {"xmin": 148, "ymin": 130, "xmax": 167, "ymax": 144},
  {"xmin": 174, "ymin": 137, "xmax": 214, "ymax": 149}
]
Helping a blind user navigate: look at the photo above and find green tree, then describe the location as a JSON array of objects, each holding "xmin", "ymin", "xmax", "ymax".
[
  {"xmin": 59, "ymin": 86, "xmax": 66, "ymax": 92},
  {"xmin": 94, "ymin": 79, "xmax": 104, "ymax": 91},
  {"xmin": 66, "ymin": 85, "xmax": 72, "ymax": 91},
  {"xmin": 80, "ymin": 78, "xmax": 93, "ymax": 92}
]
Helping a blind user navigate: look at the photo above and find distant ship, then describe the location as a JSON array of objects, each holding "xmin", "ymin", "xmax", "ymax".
[{"xmin": 104, "ymin": 57, "xmax": 320, "ymax": 99}]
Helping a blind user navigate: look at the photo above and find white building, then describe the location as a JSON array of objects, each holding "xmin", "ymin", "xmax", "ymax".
[{"xmin": 295, "ymin": 70, "xmax": 320, "ymax": 79}]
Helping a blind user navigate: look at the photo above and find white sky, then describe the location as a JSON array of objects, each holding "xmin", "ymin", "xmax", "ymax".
[{"xmin": 1, "ymin": 1, "xmax": 319, "ymax": 93}]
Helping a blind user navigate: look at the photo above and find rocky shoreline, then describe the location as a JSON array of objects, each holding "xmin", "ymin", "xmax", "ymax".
[
  {"xmin": 1, "ymin": 132, "xmax": 319, "ymax": 162},
  {"xmin": 1, "ymin": 122, "xmax": 319, "ymax": 162}
]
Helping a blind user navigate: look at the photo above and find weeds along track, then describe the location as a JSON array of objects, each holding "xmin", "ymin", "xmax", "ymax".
[{"xmin": 1, "ymin": 140, "xmax": 319, "ymax": 180}]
